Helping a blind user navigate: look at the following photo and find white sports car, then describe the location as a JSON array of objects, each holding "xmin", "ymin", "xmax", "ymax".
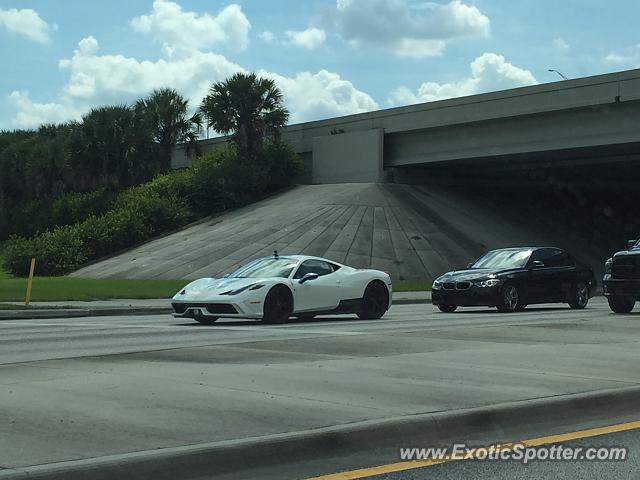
[{"xmin": 172, "ymin": 254, "xmax": 393, "ymax": 324}]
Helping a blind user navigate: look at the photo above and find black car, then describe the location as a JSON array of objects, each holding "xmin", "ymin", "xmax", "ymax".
[
  {"xmin": 603, "ymin": 239, "xmax": 640, "ymax": 313},
  {"xmin": 431, "ymin": 247, "xmax": 596, "ymax": 313}
]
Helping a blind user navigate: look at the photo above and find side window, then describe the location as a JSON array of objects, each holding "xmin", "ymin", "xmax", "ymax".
[
  {"xmin": 546, "ymin": 250, "xmax": 574, "ymax": 267},
  {"xmin": 294, "ymin": 260, "xmax": 334, "ymax": 279},
  {"xmin": 529, "ymin": 248, "xmax": 558, "ymax": 266}
]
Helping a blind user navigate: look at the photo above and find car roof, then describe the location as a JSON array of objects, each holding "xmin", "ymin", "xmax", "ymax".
[
  {"xmin": 488, "ymin": 246, "xmax": 561, "ymax": 252},
  {"xmin": 256, "ymin": 254, "xmax": 344, "ymax": 265}
]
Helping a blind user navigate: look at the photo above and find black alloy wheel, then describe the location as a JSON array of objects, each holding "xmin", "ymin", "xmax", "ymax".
[
  {"xmin": 193, "ymin": 311, "xmax": 219, "ymax": 325},
  {"xmin": 357, "ymin": 281, "xmax": 389, "ymax": 320},
  {"xmin": 569, "ymin": 282, "xmax": 590, "ymax": 309},
  {"xmin": 496, "ymin": 283, "xmax": 521, "ymax": 312},
  {"xmin": 263, "ymin": 286, "xmax": 293, "ymax": 324},
  {"xmin": 437, "ymin": 303, "xmax": 458, "ymax": 313}
]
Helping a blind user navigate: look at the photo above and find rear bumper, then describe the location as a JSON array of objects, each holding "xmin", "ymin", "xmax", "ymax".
[
  {"xmin": 432, "ymin": 286, "xmax": 500, "ymax": 307},
  {"xmin": 603, "ymin": 276, "xmax": 640, "ymax": 300}
]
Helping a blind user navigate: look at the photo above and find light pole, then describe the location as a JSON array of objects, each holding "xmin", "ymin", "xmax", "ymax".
[{"xmin": 548, "ymin": 69, "xmax": 569, "ymax": 80}]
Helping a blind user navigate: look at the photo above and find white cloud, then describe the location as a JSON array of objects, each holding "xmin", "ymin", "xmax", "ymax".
[
  {"xmin": 58, "ymin": 36, "xmax": 244, "ymax": 104},
  {"xmin": 130, "ymin": 0, "xmax": 250, "ymax": 56},
  {"xmin": 260, "ymin": 30, "xmax": 275, "ymax": 43},
  {"xmin": 389, "ymin": 53, "xmax": 537, "ymax": 105},
  {"xmin": 326, "ymin": 0, "xmax": 489, "ymax": 57},
  {"xmin": 8, "ymin": 91, "xmax": 83, "ymax": 128},
  {"xmin": 8, "ymin": 0, "xmax": 378, "ymax": 128},
  {"xmin": 262, "ymin": 69, "xmax": 378, "ymax": 123},
  {"xmin": 0, "ymin": 7, "xmax": 56, "ymax": 43},
  {"xmin": 604, "ymin": 44, "xmax": 640, "ymax": 66},
  {"xmin": 285, "ymin": 27, "xmax": 326, "ymax": 50},
  {"xmin": 553, "ymin": 37, "xmax": 569, "ymax": 53}
]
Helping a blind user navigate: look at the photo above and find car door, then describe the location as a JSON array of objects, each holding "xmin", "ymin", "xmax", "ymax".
[
  {"xmin": 526, "ymin": 248, "xmax": 563, "ymax": 303},
  {"xmin": 291, "ymin": 260, "xmax": 341, "ymax": 313},
  {"xmin": 545, "ymin": 250, "xmax": 576, "ymax": 301}
]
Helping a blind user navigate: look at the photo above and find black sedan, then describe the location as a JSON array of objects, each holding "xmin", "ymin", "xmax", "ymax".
[{"xmin": 431, "ymin": 247, "xmax": 596, "ymax": 313}]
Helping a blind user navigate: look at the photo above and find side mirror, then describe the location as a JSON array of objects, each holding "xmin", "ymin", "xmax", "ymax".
[
  {"xmin": 628, "ymin": 240, "xmax": 637, "ymax": 250},
  {"xmin": 299, "ymin": 272, "xmax": 319, "ymax": 284},
  {"xmin": 530, "ymin": 260, "xmax": 545, "ymax": 269},
  {"xmin": 223, "ymin": 273, "xmax": 230, "ymax": 278},
  {"xmin": 467, "ymin": 262, "xmax": 474, "ymax": 269}
]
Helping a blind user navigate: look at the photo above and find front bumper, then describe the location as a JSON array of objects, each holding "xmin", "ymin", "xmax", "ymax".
[
  {"xmin": 172, "ymin": 296, "xmax": 265, "ymax": 319},
  {"xmin": 432, "ymin": 285, "xmax": 500, "ymax": 307},
  {"xmin": 603, "ymin": 276, "xmax": 640, "ymax": 300}
]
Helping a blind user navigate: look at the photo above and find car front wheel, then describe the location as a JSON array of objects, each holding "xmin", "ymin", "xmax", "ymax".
[
  {"xmin": 607, "ymin": 296, "xmax": 635, "ymax": 314},
  {"xmin": 496, "ymin": 283, "xmax": 522, "ymax": 312},
  {"xmin": 262, "ymin": 286, "xmax": 293, "ymax": 324},
  {"xmin": 437, "ymin": 303, "xmax": 458, "ymax": 313},
  {"xmin": 358, "ymin": 281, "xmax": 389, "ymax": 320},
  {"xmin": 193, "ymin": 312, "xmax": 219, "ymax": 325}
]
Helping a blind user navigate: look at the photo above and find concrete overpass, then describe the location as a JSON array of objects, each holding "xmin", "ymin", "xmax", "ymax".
[
  {"xmin": 173, "ymin": 68, "xmax": 640, "ymax": 186},
  {"xmin": 79, "ymin": 69, "xmax": 639, "ymax": 281}
]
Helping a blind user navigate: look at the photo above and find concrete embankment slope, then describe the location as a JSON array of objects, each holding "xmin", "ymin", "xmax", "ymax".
[{"xmin": 71, "ymin": 183, "xmax": 604, "ymax": 281}]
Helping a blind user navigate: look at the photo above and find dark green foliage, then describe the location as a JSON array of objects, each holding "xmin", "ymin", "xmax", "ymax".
[
  {"xmin": 6, "ymin": 189, "xmax": 115, "ymax": 239},
  {"xmin": 2, "ymin": 139, "xmax": 300, "ymax": 276},
  {"xmin": 200, "ymin": 73, "xmax": 289, "ymax": 163}
]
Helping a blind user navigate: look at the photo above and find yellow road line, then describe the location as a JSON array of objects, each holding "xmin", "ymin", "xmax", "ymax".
[{"xmin": 308, "ymin": 419, "xmax": 640, "ymax": 480}]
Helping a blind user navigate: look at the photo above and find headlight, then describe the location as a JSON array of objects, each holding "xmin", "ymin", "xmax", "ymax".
[
  {"xmin": 604, "ymin": 258, "xmax": 612, "ymax": 274},
  {"xmin": 475, "ymin": 279, "xmax": 501, "ymax": 288},
  {"xmin": 224, "ymin": 283, "xmax": 265, "ymax": 295},
  {"xmin": 432, "ymin": 279, "xmax": 443, "ymax": 289}
]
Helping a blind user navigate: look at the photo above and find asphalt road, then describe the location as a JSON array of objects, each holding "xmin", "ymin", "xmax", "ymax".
[
  {"xmin": 1, "ymin": 297, "xmax": 640, "ymax": 479},
  {"xmin": 364, "ymin": 428, "xmax": 639, "ymax": 480},
  {"xmin": 0, "ymin": 298, "xmax": 622, "ymax": 364}
]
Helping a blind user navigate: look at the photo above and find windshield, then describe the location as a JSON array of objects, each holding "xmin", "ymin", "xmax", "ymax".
[
  {"xmin": 471, "ymin": 249, "xmax": 533, "ymax": 269},
  {"xmin": 228, "ymin": 258, "xmax": 298, "ymax": 279}
]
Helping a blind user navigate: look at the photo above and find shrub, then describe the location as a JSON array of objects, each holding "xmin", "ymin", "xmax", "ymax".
[
  {"xmin": 4, "ymin": 189, "xmax": 115, "ymax": 239},
  {"xmin": 3, "ymin": 229, "xmax": 89, "ymax": 276},
  {"xmin": 2, "ymin": 138, "xmax": 301, "ymax": 276},
  {"xmin": 261, "ymin": 139, "xmax": 302, "ymax": 188}
]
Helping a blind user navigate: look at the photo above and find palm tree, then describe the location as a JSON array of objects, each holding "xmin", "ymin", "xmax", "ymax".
[
  {"xmin": 135, "ymin": 88, "xmax": 202, "ymax": 171},
  {"xmin": 199, "ymin": 73, "xmax": 289, "ymax": 162}
]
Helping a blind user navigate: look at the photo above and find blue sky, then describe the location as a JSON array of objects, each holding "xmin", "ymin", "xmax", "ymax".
[{"xmin": 1, "ymin": 0, "xmax": 639, "ymax": 130}]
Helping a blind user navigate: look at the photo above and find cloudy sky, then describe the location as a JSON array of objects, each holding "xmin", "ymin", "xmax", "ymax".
[{"xmin": 1, "ymin": 0, "xmax": 639, "ymax": 130}]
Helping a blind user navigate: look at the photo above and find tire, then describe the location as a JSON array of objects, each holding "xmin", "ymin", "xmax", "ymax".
[
  {"xmin": 357, "ymin": 281, "xmax": 389, "ymax": 320},
  {"xmin": 193, "ymin": 312, "xmax": 219, "ymax": 325},
  {"xmin": 568, "ymin": 282, "xmax": 590, "ymax": 309},
  {"xmin": 496, "ymin": 283, "xmax": 522, "ymax": 312},
  {"xmin": 262, "ymin": 286, "xmax": 293, "ymax": 324},
  {"xmin": 437, "ymin": 303, "xmax": 458, "ymax": 313},
  {"xmin": 608, "ymin": 296, "xmax": 635, "ymax": 314}
]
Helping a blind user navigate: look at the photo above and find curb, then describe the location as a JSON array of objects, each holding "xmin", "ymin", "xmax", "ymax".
[
  {"xmin": 2, "ymin": 385, "xmax": 639, "ymax": 480},
  {"xmin": 0, "ymin": 307, "xmax": 172, "ymax": 321},
  {"xmin": 0, "ymin": 296, "xmax": 431, "ymax": 320}
]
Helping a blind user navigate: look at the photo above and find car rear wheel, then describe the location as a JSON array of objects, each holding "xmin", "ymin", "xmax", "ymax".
[
  {"xmin": 357, "ymin": 281, "xmax": 389, "ymax": 320},
  {"xmin": 569, "ymin": 282, "xmax": 590, "ymax": 309},
  {"xmin": 437, "ymin": 303, "xmax": 458, "ymax": 313},
  {"xmin": 193, "ymin": 312, "xmax": 219, "ymax": 325},
  {"xmin": 607, "ymin": 296, "xmax": 635, "ymax": 314},
  {"xmin": 496, "ymin": 283, "xmax": 522, "ymax": 312},
  {"xmin": 262, "ymin": 286, "xmax": 293, "ymax": 324}
]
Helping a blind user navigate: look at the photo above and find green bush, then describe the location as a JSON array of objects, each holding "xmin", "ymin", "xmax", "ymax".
[
  {"xmin": 4, "ymin": 189, "xmax": 115, "ymax": 239},
  {"xmin": 261, "ymin": 139, "xmax": 302, "ymax": 188},
  {"xmin": 3, "ymin": 229, "xmax": 89, "ymax": 276},
  {"xmin": 2, "ymin": 139, "xmax": 300, "ymax": 276}
]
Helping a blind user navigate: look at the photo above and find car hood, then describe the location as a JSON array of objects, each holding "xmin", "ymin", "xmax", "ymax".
[
  {"xmin": 173, "ymin": 277, "xmax": 268, "ymax": 300},
  {"xmin": 436, "ymin": 268, "xmax": 519, "ymax": 282},
  {"xmin": 613, "ymin": 249, "xmax": 640, "ymax": 259}
]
